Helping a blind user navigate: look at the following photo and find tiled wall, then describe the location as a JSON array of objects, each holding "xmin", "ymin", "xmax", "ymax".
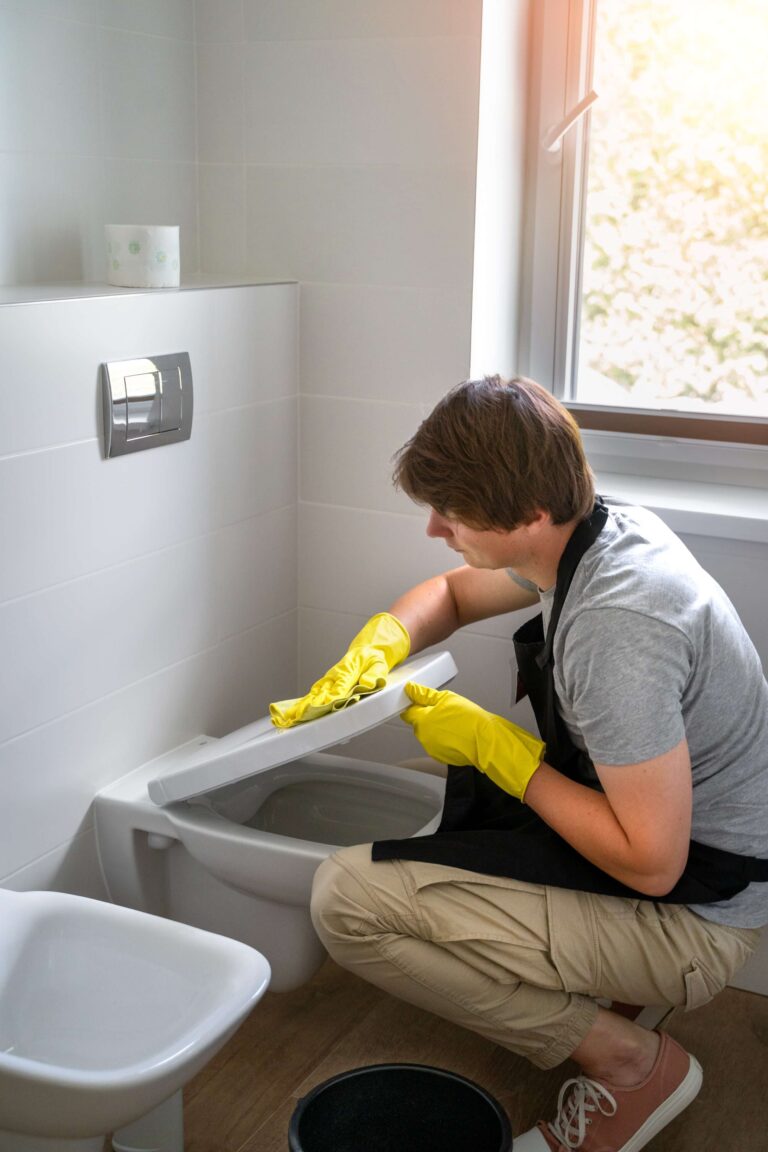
[
  {"xmin": 0, "ymin": 0, "xmax": 531, "ymax": 884},
  {"xmin": 0, "ymin": 0, "xmax": 199, "ymax": 284},
  {"xmin": 0, "ymin": 283, "xmax": 298, "ymax": 894},
  {"xmin": 194, "ymin": 0, "xmax": 542, "ymax": 761}
]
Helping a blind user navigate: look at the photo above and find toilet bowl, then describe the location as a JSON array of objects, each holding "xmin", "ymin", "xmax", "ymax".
[
  {"xmin": 95, "ymin": 652, "xmax": 456, "ymax": 991},
  {"xmin": 0, "ymin": 887, "xmax": 270, "ymax": 1151}
]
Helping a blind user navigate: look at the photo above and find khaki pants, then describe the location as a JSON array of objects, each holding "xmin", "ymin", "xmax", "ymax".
[{"xmin": 310, "ymin": 844, "xmax": 759, "ymax": 1069}]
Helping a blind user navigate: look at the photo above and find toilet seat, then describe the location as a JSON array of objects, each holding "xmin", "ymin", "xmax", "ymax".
[{"xmin": 146, "ymin": 651, "xmax": 457, "ymax": 805}]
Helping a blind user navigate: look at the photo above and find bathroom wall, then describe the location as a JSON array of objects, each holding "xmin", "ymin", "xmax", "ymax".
[
  {"xmin": 294, "ymin": 0, "xmax": 537, "ymax": 758},
  {"xmin": 194, "ymin": 0, "xmax": 542, "ymax": 762},
  {"xmin": 0, "ymin": 0, "xmax": 199, "ymax": 285},
  {"xmin": 0, "ymin": 282, "xmax": 298, "ymax": 895}
]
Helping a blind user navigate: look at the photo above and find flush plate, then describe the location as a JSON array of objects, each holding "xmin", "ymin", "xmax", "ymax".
[{"xmin": 101, "ymin": 352, "xmax": 193, "ymax": 458}]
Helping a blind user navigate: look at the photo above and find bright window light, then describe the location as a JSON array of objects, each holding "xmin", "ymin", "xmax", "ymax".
[{"xmin": 577, "ymin": 0, "xmax": 768, "ymax": 418}]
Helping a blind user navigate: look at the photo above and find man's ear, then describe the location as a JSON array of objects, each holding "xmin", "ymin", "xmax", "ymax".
[{"xmin": 522, "ymin": 508, "xmax": 552, "ymax": 533}]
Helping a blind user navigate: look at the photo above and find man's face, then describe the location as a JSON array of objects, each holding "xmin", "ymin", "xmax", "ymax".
[{"xmin": 425, "ymin": 508, "xmax": 533, "ymax": 571}]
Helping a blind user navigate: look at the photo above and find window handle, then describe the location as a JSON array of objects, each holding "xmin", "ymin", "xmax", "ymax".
[{"xmin": 542, "ymin": 89, "xmax": 599, "ymax": 153}]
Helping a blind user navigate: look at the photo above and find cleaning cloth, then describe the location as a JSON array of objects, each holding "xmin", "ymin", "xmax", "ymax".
[{"xmin": 269, "ymin": 612, "xmax": 410, "ymax": 729}]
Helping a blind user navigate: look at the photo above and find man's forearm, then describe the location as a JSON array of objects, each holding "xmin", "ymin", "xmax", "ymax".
[
  {"xmin": 523, "ymin": 762, "xmax": 683, "ymax": 896},
  {"xmin": 389, "ymin": 576, "xmax": 460, "ymax": 655}
]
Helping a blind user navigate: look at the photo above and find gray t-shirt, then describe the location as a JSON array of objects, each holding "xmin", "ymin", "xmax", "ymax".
[{"xmin": 511, "ymin": 501, "xmax": 768, "ymax": 928}]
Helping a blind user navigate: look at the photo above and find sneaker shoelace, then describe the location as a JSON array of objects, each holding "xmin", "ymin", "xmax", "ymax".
[{"xmin": 547, "ymin": 1075, "xmax": 618, "ymax": 1149}]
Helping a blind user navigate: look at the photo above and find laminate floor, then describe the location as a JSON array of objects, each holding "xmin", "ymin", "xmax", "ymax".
[{"xmin": 179, "ymin": 959, "xmax": 768, "ymax": 1152}]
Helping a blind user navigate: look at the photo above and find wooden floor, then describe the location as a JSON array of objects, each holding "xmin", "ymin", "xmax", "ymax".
[{"xmin": 180, "ymin": 959, "xmax": 768, "ymax": 1152}]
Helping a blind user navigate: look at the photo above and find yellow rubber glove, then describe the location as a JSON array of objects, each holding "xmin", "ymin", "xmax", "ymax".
[
  {"xmin": 270, "ymin": 612, "xmax": 410, "ymax": 728},
  {"xmin": 401, "ymin": 682, "xmax": 546, "ymax": 801}
]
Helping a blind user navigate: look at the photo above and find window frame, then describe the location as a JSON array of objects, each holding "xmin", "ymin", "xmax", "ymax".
[{"xmin": 519, "ymin": 0, "xmax": 768, "ymax": 460}]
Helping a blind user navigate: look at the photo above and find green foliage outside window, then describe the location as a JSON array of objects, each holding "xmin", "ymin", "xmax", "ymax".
[{"xmin": 579, "ymin": 0, "xmax": 768, "ymax": 416}]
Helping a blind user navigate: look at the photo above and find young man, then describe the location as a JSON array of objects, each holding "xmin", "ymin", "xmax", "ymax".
[{"xmin": 271, "ymin": 376, "xmax": 768, "ymax": 1151}]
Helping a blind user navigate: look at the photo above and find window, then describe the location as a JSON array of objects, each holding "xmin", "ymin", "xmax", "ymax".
[{"xmin": 522, "ymin": 0, "xmax": 768, "ymax": 450}]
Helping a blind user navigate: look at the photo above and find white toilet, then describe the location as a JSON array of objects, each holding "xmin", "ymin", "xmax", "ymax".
[{"xmin": 95, "ymin": 652, "xmax": 455, "ymax": 991}]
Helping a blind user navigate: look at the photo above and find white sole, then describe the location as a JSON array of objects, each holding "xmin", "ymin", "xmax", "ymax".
[
  {"xmin": 511, "ymin": 1127, "xmax": 552, "ymax": 1150},
  {"xmin": 618, "ymin": 1054, "xmax": 704, "ymax": 1152}
]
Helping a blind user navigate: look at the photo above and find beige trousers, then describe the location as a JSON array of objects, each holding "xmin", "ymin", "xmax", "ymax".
[{"xmin": 310, "ymin": 844, "xmax": 760, "ymax": 1069}]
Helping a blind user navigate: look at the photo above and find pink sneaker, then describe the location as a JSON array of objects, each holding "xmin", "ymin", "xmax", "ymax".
[{"xmin": 514, "ymin": 1032, "xmax": 703, "ymax": 1151}]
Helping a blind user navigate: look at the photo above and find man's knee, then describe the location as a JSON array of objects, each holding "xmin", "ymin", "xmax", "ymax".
[{"xmin": 310, "ymin": 844, "xmax": 377, "ymax": 947}]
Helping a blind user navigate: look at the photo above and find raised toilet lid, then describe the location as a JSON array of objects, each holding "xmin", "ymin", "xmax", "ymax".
[{"xmin": 147, "ymin": 651, "xmax": 458, "ymax": 806}]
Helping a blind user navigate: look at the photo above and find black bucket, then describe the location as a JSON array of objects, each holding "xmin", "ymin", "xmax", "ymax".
[{"xmin": 288, "ymin": 1062, "xmax": 513, "ymax": 1152}]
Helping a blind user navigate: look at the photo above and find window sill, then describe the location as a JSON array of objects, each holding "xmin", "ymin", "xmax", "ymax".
[{"xmin": 596, "ymin": 471, "xmax": 768, "ymax": 545}]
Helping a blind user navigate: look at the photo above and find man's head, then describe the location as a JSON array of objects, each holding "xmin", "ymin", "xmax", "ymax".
[{"xmin": 393, "ymin": 375, "xmax": 595, "ymax": 531}]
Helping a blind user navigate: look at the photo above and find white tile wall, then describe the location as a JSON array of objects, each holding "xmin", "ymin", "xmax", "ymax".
[
  {"xmin": 197, "ymin": 42, "xmax": 245, "ymax": 163},
  {"xmin": 191, "ymin": 0, "xmax": 500, "ymax": 739},
  {"xmin": 0, "ymin": 7, "xmax": 102, "ymax": 156},
  {"xmin": 198, "ymin": 166, "xmax": 247, "ymax": 275},
  {"xmin": 242, "ymin": 38, "xmax": 480, "ymax": 167},
  {"xmin": 679, "ymin": 532, "xmax": 768, "ymax": 664},
  {"xmin": 241, "ymin": 0, "xmax": 481, "ymax": 41},
  {"xmin": 0, "ymin": 391, "xmax": 287, "ymax": 607},
  {"xmin": 2, "ymin": 831, "xmax": 109, "ymax": 900},
  {"xmin": 101, "ymin": 30, "xmax": 196, "ymax": 162},
  {"xmin": 3, "ymin": 153, "xmax": 106, "ymax": 285},
  {"xmin": 0, "ymin": 284, "xmax": 296, "ymax": 449},
  {"xmin": 0, "ymin": 0, "xmax": 197, "ymax": 285},
  {"xmin": 0, "ymin": 283, "xmax": 298, "ymax": 891},
  {"xmin": 101, "ymin": 0, "xmax": 194, "ymax": 39},
  {"xmin": 195, "ymin": 0, "xmax": 243, "ymax": 43},
  {"xmin": 244, "ymin": 165, "xmax": 477, "ymax": 288},
  {"xmin": 299, "ymin": 284, "xmax": 472, "ymax": 405},
  {"xmin": 298, "ymin": 503, "xmax": 450, "ymax": 619},
  {"xmin": 28, "ymin": 2, "xmax": 102, "ymax": 22},
  {"xmin": 299, "ymin": 396, "xmax": 422, "ymax": 516}
]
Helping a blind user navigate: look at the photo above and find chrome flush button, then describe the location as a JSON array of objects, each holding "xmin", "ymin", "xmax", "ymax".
[{"xmin": 102, "ymin": 352, "xmax": 193, "ymax": 458}]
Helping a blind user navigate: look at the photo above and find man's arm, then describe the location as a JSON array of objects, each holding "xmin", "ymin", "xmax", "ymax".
[
  {"xmin": 389, "ymin": 566, "xmax": 539, "ymax": 655},
  {"xmin": 271, "ymin": 565, "xmax": 536, "ymax": 728},
  {"xmin": 523, "ymin": 738, "xmax": 693, "ymax": 896}
]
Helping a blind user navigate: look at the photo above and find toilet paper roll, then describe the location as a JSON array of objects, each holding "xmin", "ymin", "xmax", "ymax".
[{"xmin": 105, "ymin": 224, "xmax": 181, "ymax": 288}]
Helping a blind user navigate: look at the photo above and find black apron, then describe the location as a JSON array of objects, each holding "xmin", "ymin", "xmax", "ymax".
[{"xmin": 373, "ymin": 498, "xmax": 768, "ymax": 904}]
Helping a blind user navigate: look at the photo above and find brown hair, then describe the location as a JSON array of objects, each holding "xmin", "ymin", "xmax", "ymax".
[{"xmin": 393, "ymin": 375, "xmax": 595, "ymax": 528}]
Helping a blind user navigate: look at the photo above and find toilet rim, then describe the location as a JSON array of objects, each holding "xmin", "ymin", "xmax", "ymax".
[
  {"xmin": 193, "ymin": 753, "xmax": 447, "ymax": 811},
  {"xmin": 163, "ymin": 756, "xmax": 446, "ymax": 848}
]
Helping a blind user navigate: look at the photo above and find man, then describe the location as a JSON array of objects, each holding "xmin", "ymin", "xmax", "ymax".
[{"xmin": 271, "ymin": 376, "xmax": 767, "ymax": 1151}]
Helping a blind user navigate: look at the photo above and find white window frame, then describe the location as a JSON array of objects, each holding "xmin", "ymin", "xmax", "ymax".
[{"xmin": 519, "ymin": 0, "xmax": 768, "ymax": 485}]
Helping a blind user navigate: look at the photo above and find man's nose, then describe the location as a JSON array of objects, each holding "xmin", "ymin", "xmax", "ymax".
[{"xmin": 426, "ymin": 509, "xmax": 452, "ymax": 539}]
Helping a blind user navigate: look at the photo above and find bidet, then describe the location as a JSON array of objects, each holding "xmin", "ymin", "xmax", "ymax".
[{"xmin": 0, "ymin": 887, "xmax": 270, "ymax": 1151}]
